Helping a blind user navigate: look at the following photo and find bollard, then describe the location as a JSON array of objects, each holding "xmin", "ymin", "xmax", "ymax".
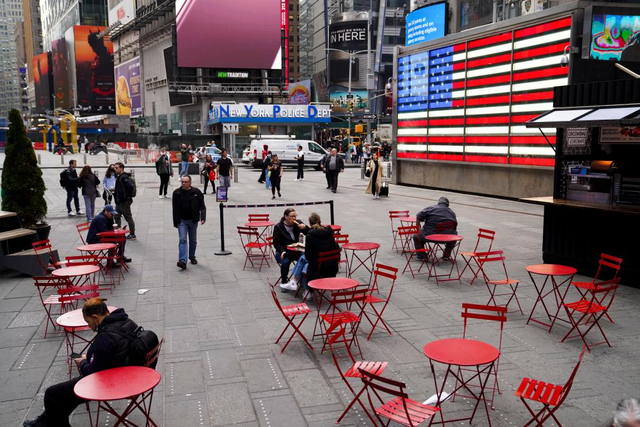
[
  {"xmin": 106, "ymin": 152, "xmax": 109, "ymax": 164},
  {"xmin": 234, "ymin": 165, "xmax": 238, "ymax": 183},
  {"xmin": 361, "ymin": 162, "xmax": 365, "ymax": 179},
  {"xmin": 61, "ymin": 154, "xmax": 65, "ymax": 165},
  {"xmin": 124, "ymin": 152, "xmax": 128, "ymax": 164},
  {"xmin": 37, "ymin": 154, "xmax": 41, "ymax": 165},
  {"xmin": 84, "ymin": 154, "xmax": 87, "ymax": 164}
]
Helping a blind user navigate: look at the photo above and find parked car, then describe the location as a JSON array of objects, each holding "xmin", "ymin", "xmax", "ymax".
[{"xmin": 242, "ymin": 146, "xmax": 251, "ymax": 164}]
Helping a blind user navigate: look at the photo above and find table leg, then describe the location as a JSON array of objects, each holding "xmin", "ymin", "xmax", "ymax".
[
  {"xmin": 547, "ymin": 274, "xmax": 575, "ymax": 333},
  {"xmin": 526, "ymin": 274, "xmax": 555, "ymax": 329}
]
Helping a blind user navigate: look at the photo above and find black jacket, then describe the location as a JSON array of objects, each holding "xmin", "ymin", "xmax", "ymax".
[
  {"xmin": 79, "ymin": 308, "xmax": 137, "ymax": 376},
  {"xmin": 305, "ymin": 226, "xmax": 339, "ymax": 280},
  {"xmin": 63, "ymin": 167, "xmax": 80, "ymax": 191},
  {"xmin": 272, "ymin": 219, "xmax": 308, "ymax": 255},
  {"xmin": 114, "ymin": 172, "xmax": 134, "ymax": 203},
  {"xmin": 172, "ymin": 187, "xmax": 206, "ymax": 227},
  {"xmin": 416, "ymin": 202, "xmax": 457, "ymax": 238},
  {"xmin": 323, "ymin": 155, "xmax": 344, "ymax": 173},
  {"xmin": 80, "ymin": 174, "xmax": 100, "ymax": 197},
  {"xmin": 86, "ymin": 212, "xmax": 114, "ymax": 244}
]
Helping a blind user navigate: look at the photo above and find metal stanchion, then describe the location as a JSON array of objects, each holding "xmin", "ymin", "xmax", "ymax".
[
  {"xmin": 61, "ymin": 154, "xmax": 64, "ymax": 165},
  {"xmin": 106, "ymin": 152, "xmax": 109, "ymax": 164},
  {"xmin": 234, "ymin": 165, "xmax": 238, "ymax": 183},
  {"xmin": 37, "ymin": 154, "xmax": 41, "ymax": 165},
  {"xmin": 83, "ymin": 154, "xmax": 87, "ymax": 164},
  {"xmin": 361, "ymin": 162, "xmax": 365, "ymax": 179}
]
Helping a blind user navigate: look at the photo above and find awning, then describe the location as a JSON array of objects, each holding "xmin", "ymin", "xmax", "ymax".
[{"xmin": 525, "ymin": 105, "xmax": 640, "ymax": 128}]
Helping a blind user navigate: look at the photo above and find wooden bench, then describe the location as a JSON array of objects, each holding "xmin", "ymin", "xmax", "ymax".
[
  {"xmin": 0, "ymin": 211, "xmax": 48, "ymax": 276},
  {"xmin": 0, "ymin": 229, "xmax": 37, "ymax": 241}
]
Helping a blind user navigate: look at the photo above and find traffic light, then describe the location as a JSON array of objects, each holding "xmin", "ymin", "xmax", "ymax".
[{"xmin": 348, "ymin": 101, "xmax": 354, "ymax": 113}]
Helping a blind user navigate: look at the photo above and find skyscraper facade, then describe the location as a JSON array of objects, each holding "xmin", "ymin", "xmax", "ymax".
[{"xmin": 0, "ymin": 0, "xmax": 24, "ymax": 118}]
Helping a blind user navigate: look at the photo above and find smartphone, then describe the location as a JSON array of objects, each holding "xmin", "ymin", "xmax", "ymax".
[{"xmin": 70, "ymin": 352, "xmax": 82, "ymax": 359}]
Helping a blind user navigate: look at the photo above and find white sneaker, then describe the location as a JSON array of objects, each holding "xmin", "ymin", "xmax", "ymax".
[
  {"xmin": 294, "ymin": 178, "xmax": 299, "ymax": 181},
  {"xmin": 68, "ymin": 212, "xmax": 76, "ymax": 217},
  {"xmin": 283, "ymin": 279, "xmax": 299, "ymax": 291},
  {"xmin": 164, "ymin": 195, "xmax": 170, "ymax": 199},
  {"xmin": 159, "ymin": 195, "xmax": 164, "ymax": 199},
  {"xmin": 77, "ymin": 210, "xmax": 84, "ymax": 215}
]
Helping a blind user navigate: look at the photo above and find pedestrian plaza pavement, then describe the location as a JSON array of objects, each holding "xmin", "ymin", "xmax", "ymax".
[{"xmin": 1, "ymin": 151, "xmax": 639, "ymax": 426}]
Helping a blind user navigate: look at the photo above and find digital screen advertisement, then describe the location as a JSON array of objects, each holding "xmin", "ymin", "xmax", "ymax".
[
  {"xmin": 176, "ymin": 0, "xmax": 282, "ymax": 69},
  {"xmin": 329, "ymin": 89, "xmax": 368, "ymax": 114},
  {"xmin": 74, "ymin": 26, "xmax": 115, "ymax": 112},
  {"xmin": 329, "ymin": 20, "xmax": 369, "ymax": 52},
  {"xmin": 51, "ymin": 38, "xmax": 72, "ymax": 109},
  {"xmin": 406, "ymin": 2, "xmax": 447, "ymax": 46},
  {"xmin": 33, "ymin": 52, "xmax": 52, "ymax": 114},
  {"xmin": 590, "ymin": 13, "xmax": 640, "ymax": 62},
  {"xmin": 115, "ymin": 56, "xmax": 142, "ymax": 117},
  {"xmin": 287, "ymin": 80, "xmax": 311, "ymax": 104}
]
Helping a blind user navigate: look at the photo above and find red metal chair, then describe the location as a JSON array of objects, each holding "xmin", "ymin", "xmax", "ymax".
[
  {"xmin": 334, "ymin": 234, "xmax": 350, "ymax": 274},
  {"xmin": 453, "ymin": 303, "xmax": 507, "ymax": 409},
  {"xmin": 475, "ymin": 250, "xmax": 523, "ymax": 315},
  {"xmin": 561, "ymin": 279, "xmax": 619, "ymax": 352},
  {"xmin": 237, "ymin": 226, "xmax": 270, "ymax": 271},
  {"xmin": 389, "ymin": 210, "xmax": 410, "ymax": 252},
  {"xmin": 32, "ymin": 239, "xmax": 65, "ymax": 274},
  {"xmin": 33, "ymin": 276, "xmax": 73, "ymax": 338},
  {"xmin": 361, "ymin": 263, "xmax": 398, "ymax": 340},
  {"xmin": 397, "ymin": 225, "xmax": 430, "ymax": 278},
  {"xmin": 459, "ymin": 228, "xmax": 495, "ymax": 285},
  {"xmin": 359, "ymin": 368, "xmax": 440, "ymax": 427},
  {"xmin": 144, "ymin": 338, "xmax": 164, "ymax": 369},
  {"xmin": 58, "ymin": 284, "xmax": 100, "ymax": 313},
  {"xmin": 327, "ymin": 323, "xmax": 388, "ymax": 425},
  {"xmin": 99, "ymin": 235, "xmax": 127, "ymax": 286},
  {"xmin": 572, "ymin": 253, "xmax": 622, "ymax": 323},
  {"xmin": 64, "ymin": 254, "xmax": 99, "ymax": 267},
  {"xmin": 319, "ymin": 288, "xmax": 368, "ymax": 357},
  {"xmin": 269, "ymin": 281, "xmax": 313, "ymax": 352},
  {"xmin": 515, "ymin": 346, "xmax": 586, "ymax": 426},
  {"xmin": 247, "ymin": 213, "xmax": 270, "ymax": 222},
  {"xmin": 76, "ymin": 222, "xmax": 91, "ymax": 245}
]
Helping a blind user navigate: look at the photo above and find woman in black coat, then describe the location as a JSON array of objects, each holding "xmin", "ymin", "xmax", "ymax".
[{"xmin": 304, "ymin": 212, "xmax": 339, "ymax": 283}]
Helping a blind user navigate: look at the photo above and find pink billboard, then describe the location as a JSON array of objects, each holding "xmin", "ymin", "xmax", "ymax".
[{"xmin": 176, "ymin": 0, "xmax": 282, "ymax": 69}]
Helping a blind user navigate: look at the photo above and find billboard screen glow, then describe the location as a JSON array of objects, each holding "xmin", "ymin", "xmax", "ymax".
[
  {"xmin": 115, "ymin": 57, "xmax": 142, "ymax": 117},
  {"xmin": 33, "ymin": 52, "xmax": 52, "ymax": 114},
  {"xmin": 176, "ymin": 0, "xmax": 282, "ymax": 69},
  {"xmin": 74, "ymin": 26, "xmax": 115, "ymax": 112},
  {"xmin": 590, "ymin": 13, "xmax": 640, "ymax": 62},
  {"xmin": 406, "ymin": 2, "xmax": 447, "ymax": 46}
]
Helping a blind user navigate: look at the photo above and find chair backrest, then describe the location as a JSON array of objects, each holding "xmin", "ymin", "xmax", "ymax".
[
  {"xmin": 76, "ymin": 222, "xmax": 90, "ymax": 244},
  {"xmin": 144, "ymin": 338, "xmax": 164, "ymax": 369},
  {"xmin": 327, "ymin": 322, "xmax": 356, "ymax": 367},
  {"xmin": 389, "ymin": 211, "xmax": 410, "ymax": 232},
  {"xmin": 397, "ymin": 225, "xmax": 419, "ymax": 238},
  {"xmin": 359, "ymin": 368, "xmax": 409, "ymax": 400},
  {"xmin": 33, "ymin": 276, "xmax": 72, "ymax": 297},
  {"xmin": 436, "ymin": 220, "xmax": 457, "ymax": 233},
  {"xmin": 318, "ymin": 248, "xmax": 341, "ymax": 269},
  {"xmin": 237, "ymin": 226, "xmax": 259, "ymax": 238},
  {"xmin": 269, "ymin": 281, "xmax": 285, "ymax": 313},
  {"xmin": 471, "ymin": 228, "xmax": 496, "ymax": 253},
  {"xmin": 248, "ymin": 213, "xmax": 270, "ymax": 222},
  {"xmin": 474, "ymin": 250, "xmax": 509, "ymax": 281},
  {"xmin": 58, "ymin": 284, "xmax": 100, "ymax": 304},
  {"xmin": 594, "ymin": 253, "xmax": 623, "ymax": 282},
  {"xmin": 32, "ymin": 239, "xmax": 59, "ymax": 273},
  {"xmin": 591, "ymin": 278, "xmax": 620, "ymax": 309},
  {"xmin": 64, "ymin": 255, "xmax": 99, "ymax": 267},
  {"xmin": 265, "ymin": 236, "xmax": 276, "ymax": 257},
  {"xmin": 334, "ymin": 234, "xmax": 350, "ymax": 245},
  {"xmin": 371, "ymin": 263, "xmax": 398, "ymax": 296},
  {"xmin": 328, "ymin": 288, "xmax": 368, "ymax": 312},
  {"xmin": 555, "ymin": 346, "xmax": 587, "ymax": 407},
  {"xmin": 461, "ymin": 303, "xmax": 507, "ymax": 353}
]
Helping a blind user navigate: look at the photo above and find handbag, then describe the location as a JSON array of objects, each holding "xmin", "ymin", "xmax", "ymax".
[
  {"xmin": 208, "ymin": 170, "xmax": 216, "ymax": 181},
  {"xmin": 365, "ymin": 168, "xmax": 371, "ymax": 178}
]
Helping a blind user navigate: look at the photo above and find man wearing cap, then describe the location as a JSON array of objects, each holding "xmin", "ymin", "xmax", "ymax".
[
  {"xmin": 86, "ymin": 205, "xmax": 131, "ymax": 263},
  {"xmin": 414, "ymin": 197, "xmax": 458, "ymax": 259}
]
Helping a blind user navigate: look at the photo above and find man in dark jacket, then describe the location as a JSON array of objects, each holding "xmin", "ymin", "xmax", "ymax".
[
  {"xmin": 155, "ymin": 147, "xmax": 173, "ymax": 198},
  {"xmin": 172, "ymin": 175, "xmax": 206, "ymax": 269},
  {"xmin": 272, "ymin": 208, "xmax": 308, "ymax": 288},
  {"xmin": 414, "ymin": 197, "xmax": 458, "ymax": 259},
  {"xmin": 63, "ymin": 160, "xmax": 83, "ymax": 217},
  {"xmin": 86, "ymin": 205, "xmax": 130, "ymax": 262},
  {"xmin": 322, "ymin": 148, "xmax": 345, "ymax": 193},
  {"xmin": 113, "ymin": 162, "xmax": 136, "ymax": 240},
  {"xmin": 23, "ymin": 299, "xmax": 139, "ymax": 427}
]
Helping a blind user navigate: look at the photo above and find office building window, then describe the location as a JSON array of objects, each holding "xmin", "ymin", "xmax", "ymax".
[{"xmin": 459, "ymin": 0, "xmax": 494, "ymax": 31}]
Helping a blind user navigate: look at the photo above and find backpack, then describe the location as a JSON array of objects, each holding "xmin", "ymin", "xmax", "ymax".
[
  {"xmin": 123, "ymin": 172, "xmax": 137, "ymax": 198},
  {"xmin": 106, "ymin": 325, "xmax": 160, "ymax": 368},
  {"xmin": 60, "ymin": 169, "xmax": 69, "ymax": 188}
]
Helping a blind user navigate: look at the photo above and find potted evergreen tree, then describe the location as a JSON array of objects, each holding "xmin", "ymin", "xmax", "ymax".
[{"xmin": 1, "ymin": 109, "xmax": 50, "ymax": 239}]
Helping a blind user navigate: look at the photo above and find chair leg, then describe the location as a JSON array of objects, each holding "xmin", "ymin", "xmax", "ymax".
[
  {"xmin": 278, "ymin": 313, "xmax": 313, "ymax": 353},
  {"xmin": 336, "ymin": 383, "xmax": 378, "ymax": 425}
]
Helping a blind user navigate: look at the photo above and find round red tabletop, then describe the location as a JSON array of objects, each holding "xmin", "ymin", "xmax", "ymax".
[
  {"xmin": 308, "ymin": 277, "xmax": 359, "ymax": 291},
  {"xmin": 322, "ymin": 224, "xmax": 342, "ymax": 232},
  {"xmin": 400, "ymin": 216, "xmax": 417, "ymax": 223},
  {"xmin": 56, "ymin": 306, "xmax": 118, "ymax": 328},
  {"xmin": 423, "ymin": 338, "xmax": 499, "ymax": 367},
  {"xmin": 244, "ymin": 221, "xmax": 275, "ymax": 228},
  {"xmin": 526, "ymin": 264, "xmax": 577, "ymax": 276},
  {"xmin": 342, "ymin": 242, "xmax": 381, "ymax": 251},
  {"xmin": 425, "ymin": 234, "xmax": 464, "ymax": 243},
  {"xmin": 77, "ymin": 243, "xmax": 117, "ymax": 252},
  {"xmin": 52, "ymin": 265, "xmax": 100, "ymax": 278},
  {"xmin": 74, "ymin": 366, "xmax": 161, "ymax": 401},
  {"xmin": 97, "ymin": 229, "xmax": 129, "ymax": 237}
]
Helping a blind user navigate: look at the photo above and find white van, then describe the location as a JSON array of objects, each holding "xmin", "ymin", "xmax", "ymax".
[{"xmin": 249, "ymin": 136, "xmax": 329, "ymax": 170}]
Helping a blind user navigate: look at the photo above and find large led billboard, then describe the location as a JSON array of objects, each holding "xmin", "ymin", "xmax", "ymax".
[
  {"xmin": 33, "ymin": 52, "xmax": 52, "ymax": 113},
  {"xmin": 108, "ymin": 0, "xmax": 135, "ymax": 27},
  {"xmin": 115, "ymin": 57, "xmax": 142, "ymax": 117},
  {"xmin": 406, "ymin": 2, "xmax": 447, "ymax": 46},
  {"xmin": 590, "ymin": 13, "xmax": 640, "ymax": 62},
  {"xmin": 176, "ymin": 0, "xmax": 282, "ymax": 69},
  {"xmin": 51, "ymin": 38, "xmax": 72, "ymax": 109},
  {"xmin": 74, "ymin": 26, "xmax": 115, "ymax": 113}
]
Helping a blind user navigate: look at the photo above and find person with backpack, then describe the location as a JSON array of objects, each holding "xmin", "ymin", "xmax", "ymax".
[
  {"xmin": 79, "ymin": 165, "xmax": 100, "ymax": 221},
  {"xmin": 113, "ymin": 162, "xmax": 137, "ymax": 240},
  {"xmin": 23, "ymin": 298, "xmax": 156, "ymax": 427},
  {"xmin": 60, "ymin": 160, "xmax": 84, "ymax": 217},
  {"xmin": 155, "ymin": 147, "xmax": 173, "ymax": 199}
]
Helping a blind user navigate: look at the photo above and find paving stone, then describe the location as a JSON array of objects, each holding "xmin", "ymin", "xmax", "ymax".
[
  {"xmin": 241, "ymin": 358, "xmax": 286, "ymax": 393},
  {"xmin": 0, "ymin": 327, "xmax": 37, "ymax": 349},
  {"xmin": 0, "ymin": 297, "xmax": 29, "ymax": 313},
  {"xmin": 8, "ymin": 311, "xmax": 45, "ymax": 328},
  {"xmin": 206, "ymin": 382, "xmax": 256, "ymax": 426},
  {"xmin": 284, "ymin": 369, "xmax": 340, "ymax": 407},
  {"xmin": 0, "ymin": 398, "xmax": 32, "ymax": 426},
  {"xmin": 165, "ymin": 397, "xmax": 211, "ymax": 427},
  {"xmin": 0, "ymin": 367, "xmax": 48, "ymax": 400},
  {"xmin": 165, "ymin": 360, "xmax": 206, "ymax": 396},
  {"xmin": 253, "ymin": 394, "xmax": 307, "ymax": 426}
]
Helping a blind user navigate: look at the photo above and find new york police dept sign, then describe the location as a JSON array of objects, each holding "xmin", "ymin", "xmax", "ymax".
[{"xmin": 208, "ymin": 104, "xmax": 331, "ymax": 124}]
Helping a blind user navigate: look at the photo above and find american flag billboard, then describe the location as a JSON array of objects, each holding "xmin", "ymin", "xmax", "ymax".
[{"xmin": 397, "ymin": 16, "xmax": 572, "ymax": 166}]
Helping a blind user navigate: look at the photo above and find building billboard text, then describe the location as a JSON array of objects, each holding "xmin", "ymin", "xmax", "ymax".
[{"xmin": 406, "ymin": 2, "xmax": 447, "ymax": 46}]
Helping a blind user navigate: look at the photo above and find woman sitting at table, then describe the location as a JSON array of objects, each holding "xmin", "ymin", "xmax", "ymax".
[
  {"xmin": 274, "ymin": 208, "xmax": 308, "ymax": 291},
  {"xmin": 23, "ymin": 298, "xmax": 140, "ymax": 427}
]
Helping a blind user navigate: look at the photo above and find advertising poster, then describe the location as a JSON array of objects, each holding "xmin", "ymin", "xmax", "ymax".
[
  {"xmin": 74, "ymin": 26, "xmax": 115, "ymax": 113},
  {"xmin": 287, "ymin": 80, "xmax": 311, "ymax": 104},
  {"xmin": 329, "ymin": 20, "xmax": 368, "ymax": 51},
  {"xmin": 33, "ymin": 52, "xmax": 52, "ymax": 113},
  {"xmin": 108, "ymin": 0, "xmax": 136, "ymax": 27},
  {"xmin": 312, "ymin": 71, "xmax": 329, "ymax": 103},
  {"xmin": 590, "ymin": 13, "xmax": 640, "ymax": 62},
  {"xmin": 176, "ymin": 0, "xmax": 281, "ymax": 69},
  {"xmin": 115, "ymin": 56, "xmax": 142, "ymax": 117},
  {"xmin": 406, "ymin": 2, "xmax": 447, "ymax": 46},
  {"xmin": 52, "ymin": 38, "xmax": 72, "ymax": 109},
  {"xmin": 329, "ymin": 89, "xmax": 368, "ymax": 114}
]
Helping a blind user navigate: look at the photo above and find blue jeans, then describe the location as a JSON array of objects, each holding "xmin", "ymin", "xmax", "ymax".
[
  {"xmin": 66, "ymin": 188, "xmax": 80, "ymax": 213},
  {"xmin": 265, "ymin": 170, "xmax": 271, "ymax": 189},
  {"xmin": 178, "ymin": 220, "xmax": 198, "ymax": 262},
  {"xmin": 292, "ymin": 255, "xmax": 310, "ymax": 290},
  {"xmin": 275, "ymin": 252, "xmax": 294, "ymax": 283},
  {"xmin": 180, "ymin": 161, "xmax": 189, "ymax": 177}
]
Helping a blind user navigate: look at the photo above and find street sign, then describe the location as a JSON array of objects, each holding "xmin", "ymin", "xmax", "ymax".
[
  {"xmin": 222, "ymin": 123, "xmax": 239, "ymax": 134},
  {"xmin": 363, "ymin": 114, "xmax": 376, "ymax": 120},
  {"xmin": 346, "ymin": 94, "xmax": 354, "ymax": 99}
]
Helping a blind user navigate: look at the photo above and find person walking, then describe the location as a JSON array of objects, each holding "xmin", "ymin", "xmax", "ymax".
[
  {"xmin": 172, "ymin": 175, "xmax": 206, "ymax": 269},
  {"xmin": 79, "ymin": 165, "xmax": 100, "ymax": 221},
  {"xmin": 179, "ymin": 144, "xmax": 192, "ymax": 177},
  {"xmin": 362, "ymin": 142, "xmax": 371, "ymax": 165},
  {"xmin": 76, "ymin": 134, "xmax": 82, "ymax": 153},
  {"xmin": 155, "ymin": 147, "xmax": 173, "ymax": 199},
  {"xmin": 202, "ymin": 154, "xmax": 216, "ymax": 195},
  {"xmin": 263, "ymin": 151, "xmax": 272, "ymax": 189},
  {"xmin": 102, "ymin": 164, "xmax": 116, "ymax": 205},
  {"xmin": 216, "ymin": 149, "xmax": 233, "ymax": 197},
  {"xmin": 294, "ymin": 145, "xmax": 305, "ymax": 181},
  {"xmin": 196, "ymin": 146, "xmax": 207, "ymax": 176},
  {"xmin": 113, "ymin": 162, "xmax": 137, "ymax": 240},
  {"xmin": 321, "ymin": 151, "xmax": 331, "ymax": 189},
  {"xmin": 84, "ymin": 136, "xmax": 90, "ymax": 153},
  {"xmin": 257, "ymin": 144, "xmax": 269, "ymax": 183},
  {"xmin": 322, "ymin": 148, "xmax": 345, "ymax": 193},
  {"xmin": 62, "ymin": 160, "xmax": 84, "ymax": 217},
  {"xmin": 365, "ymin": 152, "xmax": 384, "ymax": 199},
  {"xmin": 268, "ymin": 154, "xmax": 283, "ymax": 199}
]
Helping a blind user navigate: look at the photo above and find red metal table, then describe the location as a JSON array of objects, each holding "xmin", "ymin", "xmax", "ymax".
[
  {"xmin": 52, "ymin": 265, "xmax": 100, "ymax": 287},
  {"xmin": 342, "ymin": 242, "xmax": 380, "ymax": 285},
  {"xmin": 424, "ymin": 338, "xmax": 499, "ymax": 426},
  {"xmin": 244, "ymin": 220, "xmax": 275, "ymax": 242},
  {"xmin": 308, "ymin": 277, "xmax": 360, "ymax": 342},
  {"xmin": 425, "ymin": 234, "xmax": 464, "ymax": 285},
  {"xmin": 56, "ymin": 306, "xmax": 117, "ymax": 377},
  {"xmin": 74, "ymin": 366, "xmax": 161, "ymax": 427},
  {"xmin": 526, "ymin": 264, "xmax": 577, "ymax": 333},
  {"xmin": 322, "ymin": 223, "xmax": 342, "ymax": 234},
  {"xmin": 77, "ymin": 243, "xmax": 118, "ymax": 286},
  {"xmin": 97, "ymin": 229, "xmax": 130, "ymax": 238}
]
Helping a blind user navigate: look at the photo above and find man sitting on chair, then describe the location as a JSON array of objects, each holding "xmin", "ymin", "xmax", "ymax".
[
  {"xmin": 414, "ymin": 197, "xmax": 458, "ymax": 260},
  {"xmin": 86, "ymin": 205, "xmax": 131, "ymax": 263}
]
